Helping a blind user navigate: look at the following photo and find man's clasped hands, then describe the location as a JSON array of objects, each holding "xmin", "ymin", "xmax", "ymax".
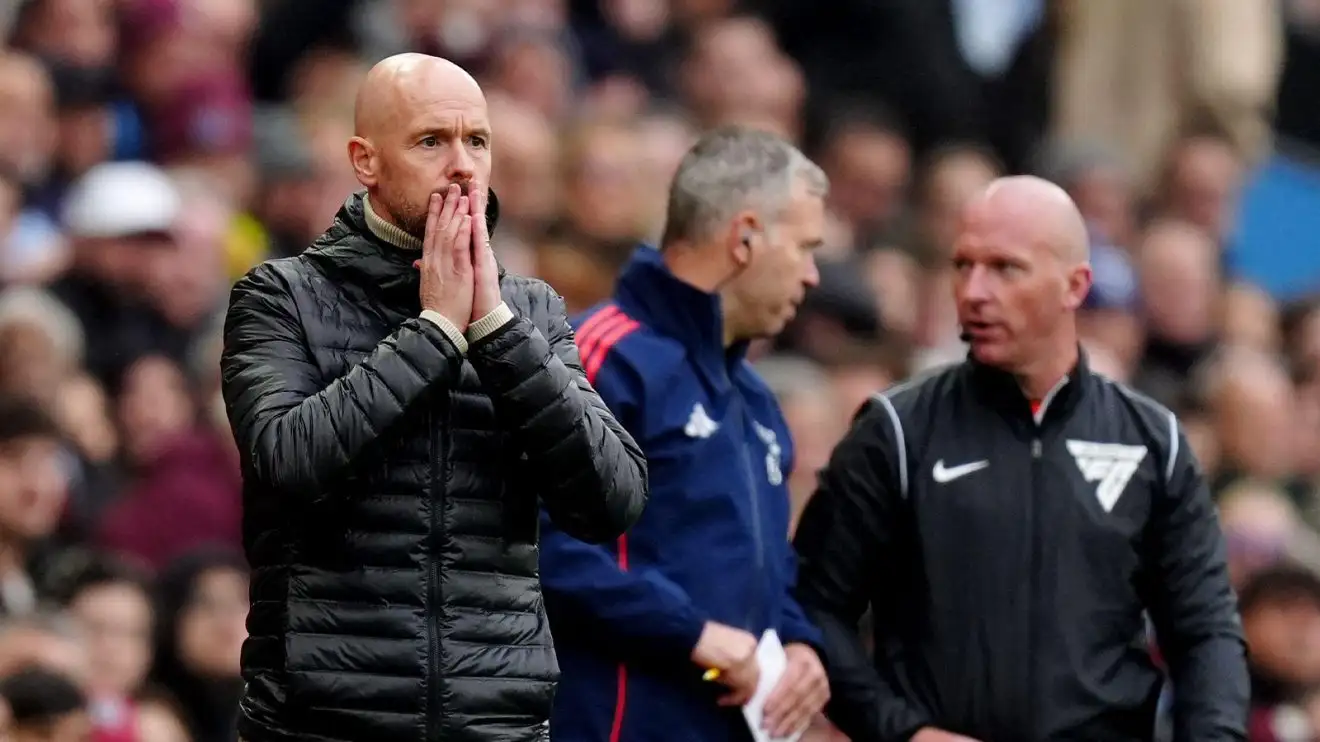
[{"xmin": 416, "ymin": 183, "xmax": 503, "ymax": 331}]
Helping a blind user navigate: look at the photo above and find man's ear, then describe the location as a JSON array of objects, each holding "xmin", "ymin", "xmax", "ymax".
[
  {"xmin": 730, "ymin": 211, "xmax": 761, "ymax": 266},
  {"xmin": 348, "ymin": 137, "xmax": 378, "ymax": 187},
  {"xmin": 1063, "ymin": 263, "xmax": 1094, "ymax": 311}
]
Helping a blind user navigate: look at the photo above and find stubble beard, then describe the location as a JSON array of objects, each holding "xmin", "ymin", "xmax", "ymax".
[
  {"xmin": 387, "ymin": 183, "xmax": 473, "ymax": 241},
  {"xmin": 390, "ymin": 199, "xmax": 429, "ymax": 241}
]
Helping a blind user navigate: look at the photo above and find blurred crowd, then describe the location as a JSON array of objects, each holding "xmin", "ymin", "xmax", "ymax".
[{"xmin": 3, "ymin": 0, "xmax": 1320, "ymax": 740}]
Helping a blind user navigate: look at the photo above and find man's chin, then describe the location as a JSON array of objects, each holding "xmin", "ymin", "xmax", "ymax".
[
  {"xmin": 760, "ymin": 317, "xmax": 793, "ymax": 342},
  {"xmin": 394, "ymin": 208, "xmax": 427, "ymax": 241},
  {"xmin": 969, "ymin": 341, "xmax": 1011, "ymax": 367}
]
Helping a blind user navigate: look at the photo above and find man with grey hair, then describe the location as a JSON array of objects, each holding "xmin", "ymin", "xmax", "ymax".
[{"xmin": 540, "ymin": 126, "xmax": 830, "ymax": 742}]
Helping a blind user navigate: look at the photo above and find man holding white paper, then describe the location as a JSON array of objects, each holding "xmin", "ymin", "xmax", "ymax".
[{"xmin": 539, "ymin": 128, "xmax": 831, "ymax": 742}]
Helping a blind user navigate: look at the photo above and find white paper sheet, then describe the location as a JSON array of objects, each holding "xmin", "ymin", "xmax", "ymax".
[{"xmin": 740, "ymin": 630, "xmax": 805, "ymax": 742}]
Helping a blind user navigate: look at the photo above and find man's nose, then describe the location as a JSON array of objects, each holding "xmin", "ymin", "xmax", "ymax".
[
  {"xmin": 447, "ymin": 143, "xmax": 476, "ymax": 184},
  {"xmin": 802, "ymin": 254, "xmax": 820, "ymax": 288},
  {"xmin": 959, "ymin": 265, "xmax": 993, "ymax": 302}
]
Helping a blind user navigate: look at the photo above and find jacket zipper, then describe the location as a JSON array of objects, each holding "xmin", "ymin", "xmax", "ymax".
[
  {"xmin": 1025, "ymin": 435, "xmax": 1043, "ymax": 738},
  {"xmin": 1024, "ymin": 381, "xmax": 1063, "ymax": 737},
  {"xmin": 732, "ymin": 394, "xmax": 767, "ymax": 629},
  {"xmin": 428, "ymin": 402, "xmax": 447, "ymax": 737}
]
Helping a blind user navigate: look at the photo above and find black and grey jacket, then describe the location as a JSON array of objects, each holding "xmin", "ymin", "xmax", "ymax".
[
  {"xmin": 220, "ymin": 191, "xmax": 648, "ymax": 742},
  {"xmin": 792, "ymin": 352, "xmax": 1248, "ymax": 741}
]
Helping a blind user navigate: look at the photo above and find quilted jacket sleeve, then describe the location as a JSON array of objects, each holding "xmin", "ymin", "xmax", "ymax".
[
  {"xmin": 467, "ymin": 288, "xmax": 648, "ymax": 544},
  {"xmin": 221, "ymin": 263, "xmax": 466, "ymax": 501},
  {"xmin": 793, "ymin": 397, "xmax": 932, "ymax": 741}
]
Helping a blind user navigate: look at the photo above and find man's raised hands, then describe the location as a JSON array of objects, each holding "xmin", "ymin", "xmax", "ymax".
[{"xmin": 417, "ymin": 184, "xmax": 475, "ymax": 332}]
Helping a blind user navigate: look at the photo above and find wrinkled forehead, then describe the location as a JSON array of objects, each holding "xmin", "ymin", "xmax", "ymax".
[
  {"xmin": 403, "ymin": 98, "xmax": 489, "ymax": 136},
  {"xmin": 385, "ymin": 69, "xmax": 489, "ymax": 133}
]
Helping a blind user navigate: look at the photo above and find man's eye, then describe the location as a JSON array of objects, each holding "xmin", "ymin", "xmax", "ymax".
[
  {"xmin": 468, "ymin": 136, "xmax": 488, "ymax": 148},
  {"xmin": 421, "ymin": 136, "xmax": 438, "ymax": 147}
]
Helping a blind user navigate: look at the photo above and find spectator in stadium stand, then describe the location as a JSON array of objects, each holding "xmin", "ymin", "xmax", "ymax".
[
  {"xmin": 1235, "ymin": 563, "xmax": 1320, "ymax": 741},
  {"xmin": 147, "ymin": 548, "xmax": 248, "ymax": 742},
  {"xmin": 793, "ymin": 176, "xmax": 1249, "ymax": 741},
  {"xmin": 218, "ymin": 53, "xmax": 646, "ymax": 742},
  {"xmin": 44, "ymin": 551, "xmax": 154, "ymax": 742},
  {"xmin": 539, "ymin": 127, "xmax": 830, "ymax": 742},
  {"xmin": 0, "ymin": 397, "xmax": 69, "ymax": 619}
]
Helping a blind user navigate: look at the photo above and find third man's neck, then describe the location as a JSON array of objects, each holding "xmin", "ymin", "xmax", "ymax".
[{"xmin": 1016, "ymin": 343, "xmax": 1079, "ymax": 400}]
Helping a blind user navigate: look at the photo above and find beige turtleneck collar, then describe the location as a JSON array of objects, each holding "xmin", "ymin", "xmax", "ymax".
[
  {"xmin": 363, "ymin": 194, "xmax": 423, "ymax": 250},
  {"xmin": 362, "ymin": 193, "xmax": 515, "ymax": 352}
]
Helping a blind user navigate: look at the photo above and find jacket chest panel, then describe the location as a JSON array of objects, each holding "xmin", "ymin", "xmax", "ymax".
[
  {"xmin": 294, "ymin": 297, "xmax": 513, "ymax": 508},
  {"xmin": 912, "ymin": 413, "xmax": 1158, "ymax": 582},
  {"xmin": 642, "ymin": 384, "xmax": 790, "ymax": 537}
]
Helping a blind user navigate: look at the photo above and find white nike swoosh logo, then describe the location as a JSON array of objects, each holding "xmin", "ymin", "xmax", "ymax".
[{"xmin": 932, "ymin": 459, "xmax": 989, "ymax": 483}]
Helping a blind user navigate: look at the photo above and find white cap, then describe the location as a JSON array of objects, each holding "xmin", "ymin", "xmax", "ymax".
[{"xmin": 62, "ymin": 161, "xmax": 182, "ymax": 239}]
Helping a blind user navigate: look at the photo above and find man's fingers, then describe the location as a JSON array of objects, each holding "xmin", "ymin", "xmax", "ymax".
[
  {"xmin": 452, "ymin": 215, "xmax": 473, "ymax": 271},
  {"xmin": 763, "ymin": 656, "xmax": 829, "ymax": 737},
  {"xmin": 761, "ymin": 674, "xmax": 794, "ymax": 717},
  {"xmin": 716, "ymin": 687, "xmax": 753, "ymax": 707},
  {"xmin": 768, "ymin": 705, "xmax": 810, "ymax": 738},
  {"xmin": 438, "ymin": 184, "xmax": 461, "ymax": 229},
  {"xmin": 443, "ymin": 194, "xmax": 468, "ymax": 244},
  {"xmin": 470, "ymin": 188, "xmax": 489, "ymax": 243},
  {"xmin": 766, "ymin": 684, "xmax": 820, "ymax": 737},
  {"xmin": 761, "ymin": 675, "xmax": 804, "ymax": 733},
  {"xmin": 714, "ymin": 662, "xmax": 758, "ymax": 708},
  {"xmin": 422, "ymin": 192, "xmax": 443, "ymax": 258},
  {"xmin": 470, "ymin": 187, "xmax": 485, "ymax": 221}
]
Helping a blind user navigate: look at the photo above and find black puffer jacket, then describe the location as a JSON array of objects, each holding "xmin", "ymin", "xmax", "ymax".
[{"xmin": 220, "ymin": 192, "xmax": 648, "ymax": 742}]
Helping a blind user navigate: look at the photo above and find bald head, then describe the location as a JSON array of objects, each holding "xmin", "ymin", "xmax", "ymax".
[
  {"xmin": 968, "ymin": 176, "xmax": 1090, "ymax": 263},
  {"xmin": 354, "ymin": 53, "xmax": 485, "ymax": 140},
  {"xmin": 347, "ymin": 53, "xmax": 494, "ymax": 239}
]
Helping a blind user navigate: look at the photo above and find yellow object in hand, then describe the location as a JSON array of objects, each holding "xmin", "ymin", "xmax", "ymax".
[{"xmin": 702, "ymin": 668, "xmax": 721, "ymax": 682}]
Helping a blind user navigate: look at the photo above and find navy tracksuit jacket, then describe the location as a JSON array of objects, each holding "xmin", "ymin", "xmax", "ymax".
[{"xmin": 539, "ymin": 245, "xmax": 821, "ymax": 742}]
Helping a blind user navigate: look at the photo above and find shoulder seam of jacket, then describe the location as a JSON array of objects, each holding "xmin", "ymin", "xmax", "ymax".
[
  {"xmin": 870, "ymin": 392, "xmax": 908, "ymax": 499},
  {"xmin": 574, "ymin": 304, "xmax": 643, "ymax": 385},
  {"xmin": 1109, "ymin": 380, "xmax": 1180, "ymax": 484},
  {"xmin": 1164, "ymin": 409, "xmax": 1178, "ymax": 484}
]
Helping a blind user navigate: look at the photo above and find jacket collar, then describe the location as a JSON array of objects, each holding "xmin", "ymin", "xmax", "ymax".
[
  {"xmin": 614, "ymin": 245, "xmax": 741, "ymax": 391},
  {"xmin": 363, "ymin": 194, "xmax": 422, "ymax": 249},
  {"xmin": 305, "ymin": 190, "xmax": 505, "ymax": 306},
  {"xmin": 966, "ymin": 344, "xmax": 1091, "ymax": 426}
]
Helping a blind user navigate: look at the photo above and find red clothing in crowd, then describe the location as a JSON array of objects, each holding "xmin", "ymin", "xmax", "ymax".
[{"xmin": 97, "ymin": 428, "xmax": 242, "ymax": 571}]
